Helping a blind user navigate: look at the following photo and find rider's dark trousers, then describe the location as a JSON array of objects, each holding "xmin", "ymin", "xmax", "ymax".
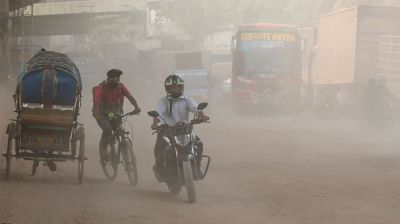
[
  {"xmin": 154, "ymin": 130, "xmax": 204, "ymax": 168},
  {"xmin": 97, "ymin": 119, "xmax": 121, "ymax": 150}
]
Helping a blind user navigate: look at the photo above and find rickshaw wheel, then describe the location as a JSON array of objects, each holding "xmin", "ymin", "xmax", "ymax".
[
  {"xmin": 5, "ymin": 135, "xmax": 13, "ymax": 180},
  {"xmin": 5, "ymin": 123, "xmax": 17, "ymax": 180},
  {"xmin": 77, "ymin": 127, "xmax": 85, "ymax": 185}
]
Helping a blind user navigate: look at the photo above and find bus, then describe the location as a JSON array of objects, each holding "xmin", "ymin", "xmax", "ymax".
[{"xmin": 230, "ymin": 23, "xmax": 303, "ymax": 112}]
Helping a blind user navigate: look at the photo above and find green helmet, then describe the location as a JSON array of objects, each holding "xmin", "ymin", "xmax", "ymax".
[{"xmin": 164, "ymin": 74, "xmax": 184, "ymax": 98}]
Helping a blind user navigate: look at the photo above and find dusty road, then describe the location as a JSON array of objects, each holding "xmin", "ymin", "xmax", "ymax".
[{"xmin": 1, "ymin": 92, "xmax": 400, "ymax": 224}]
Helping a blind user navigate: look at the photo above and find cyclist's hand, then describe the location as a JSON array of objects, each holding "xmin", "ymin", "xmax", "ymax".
[
  {"xmin": 151, "ymin": 123, "xmax": 158, "ymax": 130},
  {"xmin": 95, "ymin": 115, "xmax": 105, "ymax": 121},
  {"xmin": 132, "ymin": 107, "xmax": 141, "ymax": 114}
]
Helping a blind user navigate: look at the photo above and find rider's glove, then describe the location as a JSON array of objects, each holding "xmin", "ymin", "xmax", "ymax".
[{"xmin": 199, "ymin": 114, "xmax": 210, "ymax": 122}]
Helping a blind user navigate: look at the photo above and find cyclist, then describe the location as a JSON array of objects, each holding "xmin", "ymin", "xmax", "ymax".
[{"xmin": 93, "ymin": 69, "xmax": 141, "ymax": 161}]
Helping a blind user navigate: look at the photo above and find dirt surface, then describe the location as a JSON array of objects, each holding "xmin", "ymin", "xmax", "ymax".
[{"xmin": 1, "ymin": 91, "xmax": 400, "ymax": 224}]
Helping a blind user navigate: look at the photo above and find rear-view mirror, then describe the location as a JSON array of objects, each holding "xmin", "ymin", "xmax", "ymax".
[
  {"xmin": 147, "ymin": 111, "xmax": 159, "ymax": 118},
  {"xmin": 197, "ymin": 102, "xmax": 208, "ymax": 110}
]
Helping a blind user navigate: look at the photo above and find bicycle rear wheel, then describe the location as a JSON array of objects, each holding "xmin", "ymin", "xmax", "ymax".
[
  {"xmin": 121, "ymin": 138, "xmax": 138, "ymax": 186},
  {"xmin": 100, "ymin": 142, "xmax": 118, "ymax": 181}
]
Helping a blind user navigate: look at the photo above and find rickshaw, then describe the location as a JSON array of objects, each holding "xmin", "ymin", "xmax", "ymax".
[{"xmin": 3, "ymin": 50, "xmax": 85, "ymax": 184}]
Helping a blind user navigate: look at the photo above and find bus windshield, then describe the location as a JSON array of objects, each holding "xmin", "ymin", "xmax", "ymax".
[
  {"xmin": 243, "ymin": 43, "xmax": 297, "ymax": 75},
  {"xmin": 238, "ymin": 32, "xmax": 299, "ymax": 76}
]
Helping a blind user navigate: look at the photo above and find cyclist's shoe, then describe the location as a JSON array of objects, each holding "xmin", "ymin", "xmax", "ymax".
[
  {"xmin": 110, "ymin": 150, "xmax": 119, "ymax": 165},
  {"xmin": 99, "ymin": 149, "xmax": 109, "ymax": 163},
  {"xmin": 99, "ymin": 139, "xmax": 109, "ymax": 162}
]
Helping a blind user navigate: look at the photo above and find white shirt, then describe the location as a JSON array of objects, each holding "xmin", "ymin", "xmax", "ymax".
[{"xmin": 155, "ymin": 95, "xmax": 198, "ymax": 126}]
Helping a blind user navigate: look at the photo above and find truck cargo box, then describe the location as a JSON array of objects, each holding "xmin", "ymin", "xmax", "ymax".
[{"xmin": 312, "ymin": 5, "xmax": 400, "ymax": 86}]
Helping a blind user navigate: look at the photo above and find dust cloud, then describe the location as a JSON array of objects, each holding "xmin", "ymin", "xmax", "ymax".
[{"xmin": 1, "ymin": 1, "xmax": 400, "ymax": 223}]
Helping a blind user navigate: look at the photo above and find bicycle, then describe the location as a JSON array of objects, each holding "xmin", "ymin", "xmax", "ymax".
[{"xmin": 99, "ymin": 111, "xmax": 138, "ymax": 186}]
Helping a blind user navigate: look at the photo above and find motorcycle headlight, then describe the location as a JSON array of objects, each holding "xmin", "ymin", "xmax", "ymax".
[{"xmin": 174, "ymin": 135, "xmax": 191, "ymax": 146}]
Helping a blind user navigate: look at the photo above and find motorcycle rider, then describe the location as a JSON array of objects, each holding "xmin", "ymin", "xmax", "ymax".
[
  {"xmin": 151, "ymin": 74, "xmax": 209, "ymax": 181},
  {"xmin": 93, "ymin": 69, "xmax": 141, "ymax": 161}
]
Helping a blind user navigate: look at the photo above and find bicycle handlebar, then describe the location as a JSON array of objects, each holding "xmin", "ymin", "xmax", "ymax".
[
  {"xmin": 106, "ymin": 111, "xmax": 139, "ymax": 120},
  {"xmin": 121, "ymin": 111, "xmax": 140, "ymax": 118}
]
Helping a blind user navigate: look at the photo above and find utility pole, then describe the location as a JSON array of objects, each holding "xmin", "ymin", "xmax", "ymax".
[
  {"xmin": 0, "ymin": 0, "xmax": 9, "ymax": 79},
  {"xmin": 0, "ymin": 1, "xmax": 9, "ymax": 21},
  {"xmin": 21, "ymin": 0, "xmax": 25, "ymax": 69},
  {"xmin": 31, "ymin": 0, "xmax": 34, "ymax": 57},
  {"xmin": 0, "ymin": 0, "xmax": 9, "ymax": 51}
]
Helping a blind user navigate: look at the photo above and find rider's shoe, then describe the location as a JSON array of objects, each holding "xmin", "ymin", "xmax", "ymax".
[
  {"xmin": 197, "ymin": 166, "xmax": 204, "ymax": 180},
  {"xmin": 196, "ymin": 159, "xmax": 204, "ymax": 179},
  {"xmin": 153, "ymin": 165, "xmax": 162, "ymax": 182},
  {"xmin": 153, "ymin": 164, "xmax": 167, "ymax": 182}
]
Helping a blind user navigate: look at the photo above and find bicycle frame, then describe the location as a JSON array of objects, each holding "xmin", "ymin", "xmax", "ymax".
[
  {"xmin": 107, "ymin": 112, "xmax": 135, "ymax": 145},
  {"xmin": 100, "ymin": 111, "xmax": 139, "ymax": 185}
]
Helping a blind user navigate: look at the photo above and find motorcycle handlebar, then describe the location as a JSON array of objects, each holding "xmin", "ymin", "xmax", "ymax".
[
  {"xmin": 152, "ymin": 119, "xmax": 210, "ymax": 132},
  {"xmin": 191, "ymin": 118, "xmax": 210, "ymax": 124}
]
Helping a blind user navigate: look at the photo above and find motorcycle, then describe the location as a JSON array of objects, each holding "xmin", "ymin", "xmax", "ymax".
[{"xmin": 147, "ymin": 102, "xmax": 211, "ymax": 203}]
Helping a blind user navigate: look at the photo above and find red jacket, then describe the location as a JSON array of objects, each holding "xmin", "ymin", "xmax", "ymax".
[{"xmin": 93, "ymin": 82, "xmax": 132, "ymax": 113}]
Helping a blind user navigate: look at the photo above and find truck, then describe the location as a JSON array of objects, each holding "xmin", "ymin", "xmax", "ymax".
[
  {"xmin": 311, "ymin": 5, "xmax": 400, "ymax": 114},
  {"xmin": 230, "ymin": 23, "xmax": 303, "ymax": 112}
]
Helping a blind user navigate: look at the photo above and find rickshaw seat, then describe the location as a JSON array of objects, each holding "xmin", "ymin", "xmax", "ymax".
[{"xmin": 20, "ymin": 104, "xmax": 75, "ymax": 128}]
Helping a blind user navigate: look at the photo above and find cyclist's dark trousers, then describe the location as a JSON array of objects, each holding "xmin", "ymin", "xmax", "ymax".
[
  {"xmin": 97, "ymin": 119, "xmax": 121, "ymax": 151},
  {"xmin": 154, "ymin": 132, "xmax": 203, "ymax": 169}
]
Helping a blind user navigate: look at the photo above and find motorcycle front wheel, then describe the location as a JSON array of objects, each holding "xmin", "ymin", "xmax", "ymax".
[{"xmin": 182, "ymin": 160, "xmax": 196, "ymax": 203}]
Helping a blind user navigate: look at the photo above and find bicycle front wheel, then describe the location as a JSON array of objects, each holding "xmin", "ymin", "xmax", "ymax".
[
  {"xmin": 100, "ymin": 142, "xmax": 118, "ymax": 181},
  {"xmin": 121, "ymin": 138, "xmax": 138, "ymax": 186}
]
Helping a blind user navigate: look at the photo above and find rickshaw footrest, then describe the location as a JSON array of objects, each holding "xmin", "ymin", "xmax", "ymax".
[{"xmin": 17, "ymin": 153, "xmax": 76, "ymax": 162}]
